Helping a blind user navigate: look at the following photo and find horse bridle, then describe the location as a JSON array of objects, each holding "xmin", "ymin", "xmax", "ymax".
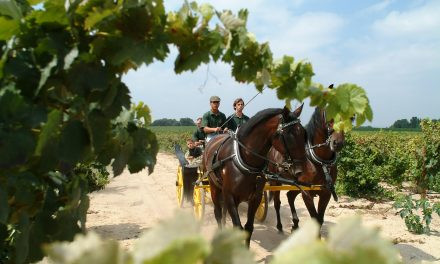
[
  {"xmin": 306, "ymin": 110, "xmax": 334, "ymax": 151},
  {"xmin": 305, "ymin": 109, "xmax": 339, "ymax": 201},
  {"xmin": 231, "ymin": 115, "xmax": 305, "ymax": 174},
  {"xmin": 276, "ymin": 116, "xmax": 306, "ymax": 174}
]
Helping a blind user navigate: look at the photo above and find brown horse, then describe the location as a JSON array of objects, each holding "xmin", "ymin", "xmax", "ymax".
[
  {"xmin": 202, "ymin": 105, "xmax": 306, "ymax": 246},
  {"xmin": 268, "ymin": 107, "xmax": 345, "ymax": 233}
]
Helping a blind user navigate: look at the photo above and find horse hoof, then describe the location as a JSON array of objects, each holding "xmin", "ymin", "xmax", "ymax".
[{"xmin": 291, "ymin": 226, "xmax": 299, "ymax": 233}]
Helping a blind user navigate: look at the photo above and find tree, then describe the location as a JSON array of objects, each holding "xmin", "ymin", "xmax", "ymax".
[
  {"xmin": 179, "ymin": 117, "xmax": 195, "ymax": 126},
  {"xmin": 409, "ymin": 116, "xmax": 421, "ymax": 128},
  {"xmin": 0, "ymin": 0, "xmax": 372, "ymax": 262},
  {"xmin": 391, "ymin": 119, "xmax": 410, "ymax": 128},
  {"xmin": 151, "ymin": 118, "xmax": 180, "ymax": 126}
]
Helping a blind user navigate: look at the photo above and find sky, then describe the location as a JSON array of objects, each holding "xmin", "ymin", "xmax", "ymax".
[{"xmin": 122, "ymin": 0, "xmax": 440, "ymax": 128}]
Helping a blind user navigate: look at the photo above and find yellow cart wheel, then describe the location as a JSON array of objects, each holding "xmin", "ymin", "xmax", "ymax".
[
  {"xmin": 255, "ymin": 191, "xmax": 268, "ymax": 222},
  {"xmin": 176, "ymin": 165, "xmax": 184, "ymax": 208},
  {"xmin": 193, "ymin": 186, "xmax": 205, "ymax": 221}
]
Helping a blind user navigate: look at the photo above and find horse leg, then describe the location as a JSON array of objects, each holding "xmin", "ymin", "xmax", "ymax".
[
  {"xmin": 302, "ymin": 191, "xmax": 319, "ymax": 222},
  {"xmin": 273, "ymin": 190, "xmax": 283, "ymax": 233},
  {"xmin": 210, "ymin": 185, "xmax": 223, "ymax": 228},
  {"xmin": 286, "ymin": 190, "xmax": 300, "ymax": 231},
  {"xmin": 221, "ymin": 200, "xmax": 227, "ymax": 226},
  {"xmin": 224, "ymin": 191, "xmax": 243, "ymax": 229},
  {"xmin": 244, "ymin": 178, "xmax": 266, "ymax": 247},
  {"xmin": 317, "ymin": 192, "xmax": 331, "ymax": 226}
]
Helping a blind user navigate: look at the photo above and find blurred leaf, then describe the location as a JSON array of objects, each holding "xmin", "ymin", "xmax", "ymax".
[
  {"xmin": 205, "ymin": 228, "xmax": 254, "ymax": 264},
  {"xmin": 84, "ymin": 8, "xmax": 114, "ymax": 29},
  {"xmin": 219, "ymin": 10, "xmax": 245, "ymax": 30},
  {"xmin": 0, "ymin": 17, "xmax": 19, "ymax": 40},
  {"xmin": 87, "ymin": 109, "xmax": 110, "ymax": 153},
  {"xmin": 132, "ymin": 211, "xmax": 209, "ymax": 264},
  {"xmin": 59, "ymin": 121, "xmax": 90, "ymax": 167},
  {"xmin": 34, "ymin": 0, "xmax": 68, "ymax": 25},
  {"xmin": 0, "ymin": 186, "xmax": 8, "ymax": 224},
  {"xmin": 35, "ymin": 109, "xmax": 62, "ymax": 156},
  {"xmin": 0, "ymin": 129, "xmax": 35, "ymax": 169},
  {"xmin": 0, "ymin": 0, "xmax": 22, "ymax": 20},
  {"xmin": 44, "ymin": 232, "xmax": 128, "ymax": 264}
]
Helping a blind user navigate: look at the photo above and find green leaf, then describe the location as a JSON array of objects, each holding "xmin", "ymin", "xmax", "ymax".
[
  {"xmin": 128, "ymin": 128, "xmax": 157, "ymax": 173},
  {"xmin": 84, "ymin": 8, "xmax": 114, "ymax": 29},
  {"xmin": 199, "ymin": 3, "xmax": 214, "ymax": 23},
  {"xmin": 111, "ymin": 136, "xmax": 133, "ymax": 176},
  {"xmin": 219, "ymin": 10, "xmax": 245, "ymax": 30},
  {"xmin": 0, "ymin": 0, "xmax": 22, "ymax": 20},
  {"xmin": 0, "ymin": 129, "xmax": 35, "ymax": 169},
  {"xmin": 15, "ymin": 213, "xmax": 30, "ymax": 264},
  {"xmin": 0, "ymin": 186, "xmax": 8, "ymax": 224},
  {"xmin": 34, "ymin": 0, "xmax": 68, "ymax": 25},
  {"xmin": 0, "ymin": 17, "xmax": 19, "ymax": 40},
  {"xmin": 59, "ymin": 120, "xmax": 90, "ymax": 167},
  {"xmin": 35, "ymin": 109, "xmax": 62, "ymax": 156},
  {"xmin": 132, "ymin": 211, "xmax": 209, "ymax": 264},
  {"xmin": 28, "ymin": 0, "xmax": 45, "ymax": 5},
  {"xmin": 87, "ymin": 109, "xmax": 110, "ymax": 153}
]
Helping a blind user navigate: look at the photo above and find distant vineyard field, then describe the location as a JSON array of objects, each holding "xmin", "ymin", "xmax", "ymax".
[{"xmin": 150, "ymin": 126, "xmax": 196, "ymax": 152}]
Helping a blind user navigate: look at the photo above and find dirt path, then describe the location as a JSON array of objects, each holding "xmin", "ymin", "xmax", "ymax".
[{"xmin": 86, "ymin": 153, "xmax": 440, "ymax": 263}]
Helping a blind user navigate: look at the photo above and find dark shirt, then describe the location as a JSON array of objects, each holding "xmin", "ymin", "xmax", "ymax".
[
  {"xmin": 188, "ymin": 147, "xmax": 202, "ymax": 158},
  {"xmin": 201, "ymin": 110, "xmax": 227, "ymax": 131},
  {"xmin": 227, "ymin": 113, "xmax": 250, "ymax": 131},
  {"xmin": 192, "ymin": 127, "xmax": 206, "ymax": 141}
]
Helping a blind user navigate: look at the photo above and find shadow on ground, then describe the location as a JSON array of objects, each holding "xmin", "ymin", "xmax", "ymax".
[{"xmin": 88, "ymin": 223, "xmax": 149, "ymax": 241}]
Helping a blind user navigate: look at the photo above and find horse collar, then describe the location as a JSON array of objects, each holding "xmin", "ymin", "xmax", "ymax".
[
  {"xmin": 231, "ymin": 130, "xmax": 263, "ymax": 174},
  {"xmin": 306, "ymin": 140, "xmax": 336, "ymax": 166}
]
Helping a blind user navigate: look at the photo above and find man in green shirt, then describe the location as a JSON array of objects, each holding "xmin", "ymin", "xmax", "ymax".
[
  {"xmin": 201, "ymin": 96, "xmax": 227, "ymax": 142},
  {"xmin": 227, "ymin": 98, "xmax": 250, "ymax": 131}
]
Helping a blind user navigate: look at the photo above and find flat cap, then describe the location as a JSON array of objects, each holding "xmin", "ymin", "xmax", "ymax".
[{"xmin": 210, "ymin": 95, "xmax": 221, "ymax": 102}]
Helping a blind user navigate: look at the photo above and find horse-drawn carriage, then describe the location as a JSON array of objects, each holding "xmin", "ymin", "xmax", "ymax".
[{"xmin": 173, "ymin": 105, "xmax": 344, "ymax": 245}]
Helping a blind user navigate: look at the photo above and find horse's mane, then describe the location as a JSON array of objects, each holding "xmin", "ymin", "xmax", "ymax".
[
  {"xmin": 237, "ymin": 108, "xmax": 283, "ymax": 138},
  {"xmin": 305, "ymin": 107, "xmax": 323, "ymax": 141}
]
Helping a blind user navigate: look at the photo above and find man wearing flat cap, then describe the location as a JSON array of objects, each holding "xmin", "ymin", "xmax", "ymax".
[{"xmin": 201, "ymin": 96, "xmax": 227, "ymax": 142}]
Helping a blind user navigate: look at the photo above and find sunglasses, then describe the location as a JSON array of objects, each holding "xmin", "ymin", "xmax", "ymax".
[{"xmin": 210, "ymin": 101, "xmax": 220, "ymax": 103}]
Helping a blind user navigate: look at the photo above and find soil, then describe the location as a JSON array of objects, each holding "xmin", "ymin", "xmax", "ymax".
[{"xmin": 86, "ymin": 153, "xmax": 440, "ymax": 263}]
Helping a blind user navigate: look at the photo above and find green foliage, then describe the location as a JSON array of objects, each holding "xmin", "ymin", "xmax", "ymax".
[
  {"xmin": 0, "ymin": 0, "xmax": 373, "ymax": 262},
  {"xmin": 414, "ymin": 120, "xmax": 440, "ymax": 193},
  {"xmin": 393, "ymin": 195, "xmax": 440, "ymax": 234},
  {"xmin": 337, "ymin": 132, "xmax": 422, "ymax": 198},
  {"xmin": 73, "ymin": 162, "xmax": 110, "ymax": 192},
  {"xmin": 150, "ymin": 126, "xmax": 194, "ymax": 152},
  {"xmin": 42, "ymin": 213, "xmax": 400, "ymax": 264}
]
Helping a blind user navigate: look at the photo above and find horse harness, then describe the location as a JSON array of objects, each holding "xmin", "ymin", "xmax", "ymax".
[
  {"xmin": 205, "ymin": 115, "xmax": 304, "ymax": 189},
  {"xmin": 305, "ymin": 110, "xmax": 338, "ymax": 201}
]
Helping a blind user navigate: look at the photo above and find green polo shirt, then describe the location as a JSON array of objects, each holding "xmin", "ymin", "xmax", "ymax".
[
  {"xmin": 201, "ymin": 110, "xmax": 227, "ymax": 130},
  {"xmin": 192, "ymin": 127, "xmax": 206, "ymax": 141},
  {"xmin": 227, "ymin": 113, "xmax": 250, "ymax": 131}
]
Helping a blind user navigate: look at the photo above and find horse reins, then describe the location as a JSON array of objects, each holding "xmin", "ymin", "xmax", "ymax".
[{"xmin": 305, "ymin": 110, "xmax": 338, "ymax": 201}]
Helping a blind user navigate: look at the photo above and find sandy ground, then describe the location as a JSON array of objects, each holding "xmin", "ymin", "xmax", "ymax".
[{"xmin": 86, "ymin": 153, "xmax": 440, "ymax": 263}]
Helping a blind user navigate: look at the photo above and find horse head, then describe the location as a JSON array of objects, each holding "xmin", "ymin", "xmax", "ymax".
[
  {"xmin": 322, "ymin": 110, "xmax": 345, "ymax": 152},
  {"xmin": 271, "ymin": 104, "xmax": 307, "ymax": 175}
]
